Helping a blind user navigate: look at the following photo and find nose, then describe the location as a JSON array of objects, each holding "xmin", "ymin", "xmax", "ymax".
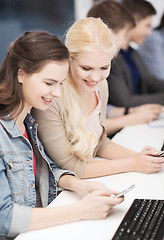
[
  {"xmin": 51, "ymin": 84, "xmax": 61, "ymax": 98},
  {"xmin": 90, "ymin": 70, "xmax": 101, "ymax": 82}
]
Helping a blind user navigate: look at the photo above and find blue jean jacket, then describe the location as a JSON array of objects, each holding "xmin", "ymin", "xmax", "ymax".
[{"xmin": 0, "ymin": 113, "xmax": 74, "ymax": 238}]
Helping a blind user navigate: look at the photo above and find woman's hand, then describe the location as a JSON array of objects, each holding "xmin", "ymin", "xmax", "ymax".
[
  {"xmin": 77, "ymin": 189, "xmax": 124, "ymax": 220},
  {"xmin": 131, "ymin": 104, "xmax": 162, "ymax": 114},
  {"xmin": 130, "ymin": 104, "xmax": 163, "ymax": 124},
  {"xmin": 131, "ymin": 104, "xmax": 162, "ymax": 122},
  {"xmin": 58, "ymin": 175, "xmax": 124, "ymax": 221},
  {"xmin": 133, "ymin": 146, "xmax": 164, "ymax": 174},
  {"xmin": 58, "ymin": 175, "xmax": 119, "ymax": 197},
  {"xmin": 76, "ymin": 179, "xmax": 119, "ymax": 197}
]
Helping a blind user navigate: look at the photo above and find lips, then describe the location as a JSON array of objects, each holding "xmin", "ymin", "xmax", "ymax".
[
  {"xmin": 83, "ymin": 79, "xmax": 98, "ymax": 87},
  {"xmin": 42, "ymin": 97, "xmax": 52, "ymax": 104}
]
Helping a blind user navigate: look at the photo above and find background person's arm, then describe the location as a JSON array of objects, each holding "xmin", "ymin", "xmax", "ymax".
[{"xmin": 106, "ymin": 104, "xmax": 162, "ymax": 135}]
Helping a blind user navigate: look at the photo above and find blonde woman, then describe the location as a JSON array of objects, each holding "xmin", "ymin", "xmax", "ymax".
[
  {"xmin": 32, "ymin": 18, "xmax": 163, "ymax": 178},
  {"xmin": 0, "ymin": 31, "xmax": 123, "ymax": 239}
]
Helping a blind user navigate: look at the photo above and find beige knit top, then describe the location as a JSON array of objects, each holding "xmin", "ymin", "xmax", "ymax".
[{"xmin": 32, "ymin": 79, "xmax": 110, "ymax": 177}]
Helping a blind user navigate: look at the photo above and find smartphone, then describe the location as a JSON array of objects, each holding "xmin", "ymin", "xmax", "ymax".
[
  {"xmin": 157, "ymin": 151, "xmax": 164, "ymax": 157},
  {"xmin": 113, "ymin": 184, "xmax": 135, "ymax": 198}
]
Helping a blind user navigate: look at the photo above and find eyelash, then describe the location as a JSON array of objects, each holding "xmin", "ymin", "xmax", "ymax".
[
  {"xmin": 101, "ymin": 67, "xmax": 109, "ymax": 70},
  {"xmin": 45, "ymin": 82, "xmax": 53, "ymax": 86},
  {"xmin": 45, "ymin": 82, "xmax": 63, "ymax": 86},
  {"xmin": 82, "ymin": 67, "xmax": 90, "ymax": 71},
  {"xmin": 82, "ymin": 67, "xmax": 109, "ymax": 71}
]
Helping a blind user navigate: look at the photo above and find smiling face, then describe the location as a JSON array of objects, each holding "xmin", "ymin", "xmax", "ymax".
[
  {"xmin": 18, "ymin": 60, "xmax": 69, "ymax": 111},
  {"xmin": 69, "ymin": 49, "xmax": 112, "ymax": 94}
]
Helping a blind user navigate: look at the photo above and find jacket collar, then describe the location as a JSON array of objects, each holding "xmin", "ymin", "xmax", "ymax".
[{"xmin": 0, "ymin": 113, "xmax": 36, "ymax": 138}]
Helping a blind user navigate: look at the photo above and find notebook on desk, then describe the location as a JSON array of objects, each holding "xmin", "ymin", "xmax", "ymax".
[{"xmin": 149, "ymin": 113, "xmax": 164, "ymax": 128}]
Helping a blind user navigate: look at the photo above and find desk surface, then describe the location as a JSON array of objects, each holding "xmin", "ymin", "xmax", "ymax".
[{"xmin": 15, "ymin": 122, "xmax": 164, "ymax": 240}]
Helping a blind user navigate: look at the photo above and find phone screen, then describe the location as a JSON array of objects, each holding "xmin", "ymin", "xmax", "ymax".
[{"xmin": 114, "ymin": 184, "xmax": 135, "ymax": 198}]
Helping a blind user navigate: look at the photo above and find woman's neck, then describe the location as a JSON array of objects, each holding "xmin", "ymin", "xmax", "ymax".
[
  {"xmin": 13, "ymin": 105, "xmax": 31, "ymax": 134},
  {"xmin": 79, "ymin": 90, "xmax": 98, "ymax": 115}
]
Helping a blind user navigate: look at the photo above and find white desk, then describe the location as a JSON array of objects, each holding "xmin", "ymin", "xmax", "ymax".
[
  {"xmin": 111, "ymin": 122, "xmax": 164, "ymax": 152},
  {"xmin": 15, "ymin": 122, "xmax": 164, "ymax": 240}
]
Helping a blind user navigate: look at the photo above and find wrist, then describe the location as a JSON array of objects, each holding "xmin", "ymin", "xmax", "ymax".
[
  {"xmin": 58, "ymin": 175, "xmax": 78, "ymax": 191},
  {"xmin": 71, "ymin": 202, "xmax": 83, "ymax": 221},
  {"xmin": 69, "ymin": 177, "xmax": 84, "ymax": 194},
  {"xmin": 130, "ymin": 155, "xmax": 138, "ymax": 172},
  {"xmin": 75, "ymin": 201, "xmax": 86, "ymax": 220}
]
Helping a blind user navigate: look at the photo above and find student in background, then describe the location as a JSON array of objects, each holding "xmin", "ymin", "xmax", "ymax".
[
  {"xmin": 138, "ymin": 11, "xmax": 164, "ymax": 81},
  {"xmin": 87, "ymin": 0, "xmax": 135, "ymax": 52},
  {"xmin": 87, "ymin": 0, "xmax": 163, "ymax": 136},
  {"xmin": 32, "ymin": 18, "xmax": 163, "ymax": 179},
  {"xmin": 108, "ymin": 0, "xmax": 164, "ymax": 108},
  {"xmin": 0, "ymin": 31, "xmax": 123, "ymax": 239}
]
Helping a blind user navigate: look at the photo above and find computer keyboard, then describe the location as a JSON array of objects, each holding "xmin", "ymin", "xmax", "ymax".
[{"xmin": 112, "ymin": 199, "xmax": 164, "ymax": 240}]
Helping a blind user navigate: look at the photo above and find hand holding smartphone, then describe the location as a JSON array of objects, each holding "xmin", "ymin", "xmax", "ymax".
[{"xmin": 112, "ymin": 184, "xmax": 135, "ymax": 198}]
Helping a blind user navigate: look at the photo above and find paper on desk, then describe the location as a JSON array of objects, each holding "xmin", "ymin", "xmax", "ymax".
[{"xmin": 148, "ymin": 112, "xmax": 164, "ymax": 127}]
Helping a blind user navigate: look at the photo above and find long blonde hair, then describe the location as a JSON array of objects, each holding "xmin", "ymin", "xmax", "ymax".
[{"xmin": 62, "ymin": 17, "xmax": 116, "ymax": 160}]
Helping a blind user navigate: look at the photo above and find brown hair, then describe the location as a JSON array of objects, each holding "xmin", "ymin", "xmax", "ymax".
[
  {"xmin": 0, "ymin": 31, "xmax": 69, "ymax": 120},
  {"xmin": 122, "ymin": 0, "xmax": 156, "ymax": 21},
  {"xmin": 87, "ymin": 0, "xmax": 135, "ymax": 33}
]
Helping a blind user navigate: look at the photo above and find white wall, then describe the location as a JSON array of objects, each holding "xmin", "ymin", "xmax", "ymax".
[
  {"xmin": 147, "ymin": 0, "xmax": 164, "ymax": 27},
  {"xmin": 74, "ymin": 0, "xmax": 94, "ymax": 21}
]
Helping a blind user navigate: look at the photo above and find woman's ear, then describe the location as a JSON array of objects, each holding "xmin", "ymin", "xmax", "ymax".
[
  {"xmin": 69, "ymin": 56, "xmax": 75, "ymax": 63},
  {"xmin": 17, "ymin": 69, "xmax": 24, "ymax": 83}
]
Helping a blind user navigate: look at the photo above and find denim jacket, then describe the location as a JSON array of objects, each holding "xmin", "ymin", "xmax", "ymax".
[{"xmin": 0, "ymin": 113, "xmax": 74, "ymax": 238}]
